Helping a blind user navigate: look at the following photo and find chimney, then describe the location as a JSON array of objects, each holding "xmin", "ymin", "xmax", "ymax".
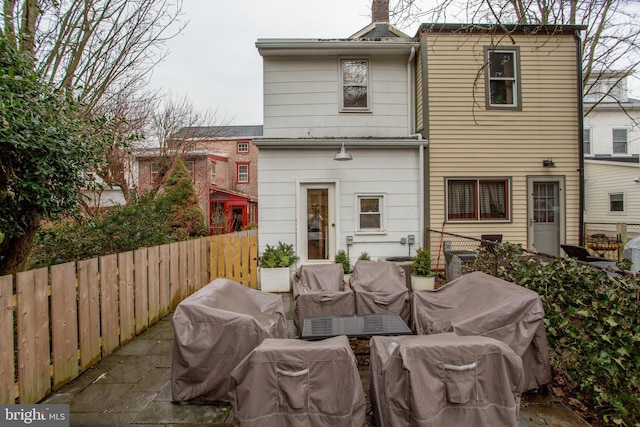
[{"xmin": 372, "ymin": 0, "xmax": 389, "ymax": 23}]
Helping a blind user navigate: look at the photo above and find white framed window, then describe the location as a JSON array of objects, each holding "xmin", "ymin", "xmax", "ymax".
[
  {"xmin": 356, "ymin": 194, "xmax": 385, "ymax": 232},
  {"xmin": 340, "ymin": 59, "xmax": 369, "ymax": 111},
  {"xmin": 608, "ymin": 192, "xmax": 625, "ymax": 213},
  {"xmin": 151, "ymin": 161, "xmax": 159, "ymax": 182},
  {"xmin": 237, "ymin": 164, "xmax": 249, "ymax": 183},
  {"xmin": 446, "ymin": 178, "xmax": 511, "ymax": 222},
  {"xmin": 485, "ymin": 48, "xmax": 520, "ymax": 110},
  {"xmin": 612, "ymin": 128, "xmax": 628, "ymax": 154},
  {"xmin": 583, "ymin": 128, "xmax": 592, "ymax": 155},
  {"xmin": 237, "ymin": 142, "xmax": 249, "ymax": 153},
  {"xmin": 211, "ymin": 162, "xmax": 216, "ymax": 184}
]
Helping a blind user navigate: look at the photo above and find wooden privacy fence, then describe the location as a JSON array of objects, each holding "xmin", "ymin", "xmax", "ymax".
[{"xmin": 0, "ymin": 230, "xmax": 258, "ymax": 404}]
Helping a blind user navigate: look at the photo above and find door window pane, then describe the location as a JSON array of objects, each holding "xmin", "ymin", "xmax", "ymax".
[
  {"xmin": 307, "ymin": 189, "xmax": 328, "ymax": 260},
  {"xmin": 534, "ymin": 183, "xmax": 556, "ymax": 223}
]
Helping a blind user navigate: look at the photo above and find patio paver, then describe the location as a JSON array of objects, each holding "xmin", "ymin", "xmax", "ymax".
[{"xmin": 41, "ymin": 292, "xmax": 592, "ymax": 427}]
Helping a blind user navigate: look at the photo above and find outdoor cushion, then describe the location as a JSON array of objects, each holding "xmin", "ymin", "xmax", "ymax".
[
  {"xmin": 412, "ymin": 271, "xmax": 551, "ymax": 392},
  {"xmin": 229, "ymin": 336, "xmax": 366, "ymax": 427},
  {"xmin": 350, "ymin": 260, "xmax": 411, "ymax": 325},
  {"xmin": 293, "ymin": 264, "xmax": 354, "ymax": 333},
  {"xmin": 370, "ymin": 334, "xmax": 524, "ymax": 427},
  {"xmin": 171, "ymin": 278, "xmax": 288, "ymax": 403}
]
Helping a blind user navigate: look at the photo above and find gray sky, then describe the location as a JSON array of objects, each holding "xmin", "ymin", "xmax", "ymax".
[
  {"xmin": 149, "ymin": 1, "xmax": 640, "ymax": 126},
  {"xmin": 149, "ymin": 0, "xmax": 421, "ymax": 126}
]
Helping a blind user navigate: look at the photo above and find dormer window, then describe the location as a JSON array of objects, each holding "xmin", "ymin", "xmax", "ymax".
[{"xmin": 341, "ymin": 59, "xmax": 369, "ymax": 111}]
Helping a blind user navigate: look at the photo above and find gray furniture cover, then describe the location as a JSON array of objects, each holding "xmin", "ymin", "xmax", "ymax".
[
  {"xmin": 229, "ymin": 336, "xmax": 366, "ymax": 427},
  {"xmin": 171, "ymin": 278, "xmax": 288, "ymax": 404},
  {"xmin": 412, "ymin": 271, "xmax": 551, "ymax": 392},
  {"xmin": 293, "ymin": 264, "xmax": 354, "ymax": 333},
  {"xmin": 370, "ymin": 334, "xmax": 524, "ymax": 427},
  {"xmin": 350, "ymin": 260, "xmax": 410, "ymax": 325}
]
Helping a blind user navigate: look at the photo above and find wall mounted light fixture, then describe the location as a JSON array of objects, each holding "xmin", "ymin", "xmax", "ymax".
[
  {"xmin": 542, "ymin": 159, "xmax": 555, "ymax": 167},
  {"xmin": 334, "ymin": 143, "xmax": 353, "ymax": 161}
]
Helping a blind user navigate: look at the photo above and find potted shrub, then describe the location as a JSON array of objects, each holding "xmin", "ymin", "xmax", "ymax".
[
  {"xmin": 334, "ymin": 249, "xmax": 352, "ymax": 282},
  {"xmin": 259, "ymin": 242, "xmax": 299, "ymax": 292},
  {"xmin": 358, "ymin": 251, "xmax": 371, "ymax": 261},
  {"xmin": 410, "ymin": 247, "xmax": 436, "ymax": 291}
]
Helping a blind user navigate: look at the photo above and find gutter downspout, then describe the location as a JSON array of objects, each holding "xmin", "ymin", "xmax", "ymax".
[
  {"xmin": 408, "ymin": 45, "xmax": 426, "ymax": 249},
  {"xmin": 576, "ymin": 31, "xmax": 585, "ymax": 246}
]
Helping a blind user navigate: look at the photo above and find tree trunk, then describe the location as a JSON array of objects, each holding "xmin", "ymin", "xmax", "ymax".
[{"xmin": 0, "ymin": 215, "xmax": 39, "ymax": 275}]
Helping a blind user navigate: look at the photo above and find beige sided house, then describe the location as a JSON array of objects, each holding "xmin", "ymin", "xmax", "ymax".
[{"xmin": 417, "ymin": 24, "xmax": 585, "ymax": 256}]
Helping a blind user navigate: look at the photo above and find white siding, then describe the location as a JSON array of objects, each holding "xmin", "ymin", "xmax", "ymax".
[
  {"xmin": 583, "ymin": 108, "xmax": 640, "ymax": 156},
  {"xmin": 258, "ymin": 147, "xmax": 422, "ymax": 261},
  {"xmin": 584, "ymin": 160, "xmax": 640, "ymax": 222},
  {"xmin": 262, "ymin": 56, "xmax": 410, "ymax": 139}
]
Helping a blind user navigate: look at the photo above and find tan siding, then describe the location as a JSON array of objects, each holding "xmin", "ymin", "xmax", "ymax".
[{"xmin": 425, "ymin": 32, "xmax": 581, "ymax": 248}]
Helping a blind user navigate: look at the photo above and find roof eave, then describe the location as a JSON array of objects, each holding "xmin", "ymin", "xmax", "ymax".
[{"xmin": 256, "ymin": 38, "xmax": 418, "ymax": 56}]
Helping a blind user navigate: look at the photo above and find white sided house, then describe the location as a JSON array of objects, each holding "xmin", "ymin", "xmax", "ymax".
[
  {"xmin": 255, "ymin": 20, "xmax": 423, "ymax": 265},
  {"xmin": 584, "ymin": 157, "xmax": 640, "ymax": 224},
  {"xmin": 583, "ymin": 74, "xmax": 640, "ymax": 158},
  {"xmin": 255, "ymin": 2, "xmax": 585, "ymax": 265}
]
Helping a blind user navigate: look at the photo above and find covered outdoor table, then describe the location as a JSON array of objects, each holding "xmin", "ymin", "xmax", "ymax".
[
  {"xmin": 171, "ymin": 278, "xmax": 288, "ymax": 404},
  {"xmin": 412, "ymin": 271, "xmax": 551, "ymax": 392},
  {"xmin": 370, "ymin": 334, "xmax": 524, "ymax": 427},
  {"xmin": 229, "ymin": 336, "xmax": 366, "ymax": 427}
]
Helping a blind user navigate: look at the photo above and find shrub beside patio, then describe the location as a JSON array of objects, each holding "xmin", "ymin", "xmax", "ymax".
[{"xmin": 472, "ymin": 243, "xmax": 639, "ymax": 426}]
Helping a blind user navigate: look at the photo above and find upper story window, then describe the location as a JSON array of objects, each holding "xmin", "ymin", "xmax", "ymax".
[
  {"xmin": 237, "ymin": 142, "xmax": 249, "ymax": 153},
  {"xmin": 609, "ymin": 192, "xmax": 625, "ymax": 213},
  {"xmin": 237, "ymin": 163, "xmax": 249, "ymax": 183},
  {"xmin": 357, "ymin": 194, "xmax": 385, "ymax": 232},
  {"xmin": 612, "ymin": 128, "xmax": 628, "ymax": 154},
  {"xmin": 583, "ymin": 128, "xmax": 592, "ymax": 155},
  {"xmin": 151, "ymin": 162, "xmax": 159, "ymax": 183},
  {"xmin": 211, "ymin": 162, "xmax": 216, "ymax": 184},
  {"xmin": 486, "ymin": 48, "xmax": 521, "ymax": 110},
  {"xmin": 341, "ymin": 59, "xmax": 369, "ymax": 111},
  {"xmin": 447, "ymin": 178, "xmax": 510, "ymax": 222}
]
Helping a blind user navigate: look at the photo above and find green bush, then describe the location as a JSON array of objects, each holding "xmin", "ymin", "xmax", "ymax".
[
  {"xmin": 27, "ymin": 159, "xmax": 208, "ymax": 267},
  {"xmin": 334, "ymin": 249, "xmax": 352, "ymax": 274},
  {"xmin": 259, "ymin": 242, "xmax": 299, "ymax": 268},
  {"xmin": 472, "ymin": 243, "xmax": 640, "ymax": 426},
  {"xmin": 411, "ymin": 247, "xmax": 435, "ymax": 277},
  {"xmin": 358, "ymin": 251, "xmax": 371, "ymax": 261}
]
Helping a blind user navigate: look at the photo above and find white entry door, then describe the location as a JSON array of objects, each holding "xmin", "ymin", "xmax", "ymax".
[
  {"xmin": 528, "ymin": 177, "xmax": 564, "ymax": 256},
  {"xmin": 300, "ymin": 183, "xmax": 335, "ymax": 262}
]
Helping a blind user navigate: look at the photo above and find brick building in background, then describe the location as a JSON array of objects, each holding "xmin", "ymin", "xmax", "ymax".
[{"xmin": 136, "ymin": 125, "xmax": 262, "ymax": 234}]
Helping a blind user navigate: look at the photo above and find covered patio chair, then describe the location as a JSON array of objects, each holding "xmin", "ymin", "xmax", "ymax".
[
  {"xmin": 171, "ymin": 278, "xmax": 288, "ymax": 404},
  {"xmin": 411, "ymin": 271, "xmax": 551, "ymax": 392},
  {"xmin": 350, "ymin": 260, "xmax": 410, "ymax": 325},
  {"xmin": 293, "ymin": 264, "xmax": 354, "ymax": 334},
  {"xmin": 229, "ymin": 336, "xmax": 366, "ymax": 427},
  {"xmin": 370, "ymin": 334, "xmax": 524, "ymax": 427}
]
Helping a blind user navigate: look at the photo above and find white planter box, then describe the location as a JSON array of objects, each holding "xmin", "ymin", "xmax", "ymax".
[
  {"xmin": 259, "ymin": 267, "xmax": 292, "ymax": 292},
  {"xmin": 411, "ymin": 275, "xmax": 435, "ymax": 291}
]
